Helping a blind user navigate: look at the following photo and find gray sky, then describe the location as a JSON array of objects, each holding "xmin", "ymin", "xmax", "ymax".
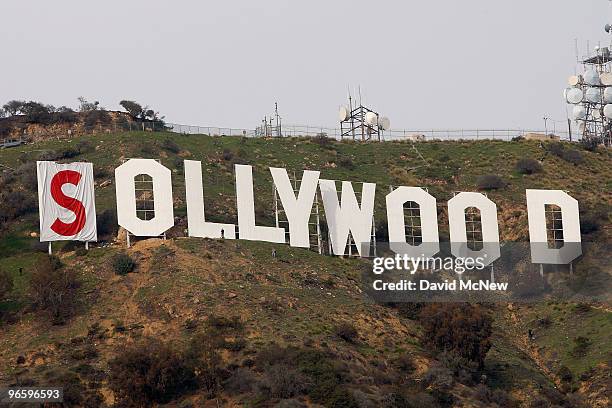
[{"xmin": 1, "ymin": 1, "xmax": 609, "ymax": 131}]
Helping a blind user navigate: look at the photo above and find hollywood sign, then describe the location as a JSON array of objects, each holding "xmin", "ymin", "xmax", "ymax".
[{"xmin": 36, "ymin": 159, "xmax": 582, "ymax": 265}]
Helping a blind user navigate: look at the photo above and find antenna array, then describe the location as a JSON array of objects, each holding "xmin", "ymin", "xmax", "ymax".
[
  {"xmin": 565, "ymin": 30, "xmax": 612, "ymax": 146},
  {"xmin": 338, "ymin": 88, "xmax": 390, "ymax": 142}
]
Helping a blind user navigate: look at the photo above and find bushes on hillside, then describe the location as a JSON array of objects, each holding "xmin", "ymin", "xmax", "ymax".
[
  {"xmin": 557, "ymin": 365, "xmax": 573, "ymax": 383},
  {"xmin": 162, "ymin": 138, "xmax": 180, "ymax": 154},
  {"xmin": 3, "ymin": 100, "xmax": 25, "ymax": 116},
  {"xmin": 337, "ymin": 155, "xmax": 355, "ymax": 170},
  {"xmin": 561, "ymin": 149, "xmax": 583, "ymax": 165},
  {"xmin": 0, "ymin": 272, "xmax": 12, "ymax": 300},
  {"xmin": 109, "ymin": 338, "xmax": 196, "ymax": 406},
  {"xmin": 419, "ymin": 303, "xmax": 493, "ymax": 368},
  {"xmin": 476, "ymin": 174, "xmax": 506, "ymax": 190},
  {"xmin": 571, "ymin": 336, "xmax": 591, "ymax": 357},
  {"xmin": 259, "ymin": 365, "xmax": 308, "ymax": 399},
  {"xmin": 0, "ymin": 270, "xmax": 13, "ymax": 302},
  {"xmin": 579, "ymin": 137, "xmax": 600, "ymax": 152},
  {"xmin": 96, "ymin": 209, "xmax": 118, "ymax": 240},
  {"xmin": 29, "ymin": 256, "xmax": 79, "ymax": 324},
  {"xmin": 254, "ymin": 345, "xmax": 356, "ymax": 407},
  {"xmin": 515, "ymin": 158, "xmax": 542, "ymax": 175},
  {"xmin": 119, "ymin": 100, "xmax": 163, "ymax": 124},
  {"xmin": 112, "ymin": 253, "xmax": 135, "ymax": 275},
  {"xmin": 84, "ymin": 109, "xmax": 111, "ymax": 130},
  {"xmin": 579, "ymin": 207, "xmax": 607, "ymax": 235},
  {"xmin": 1, "ymin": 100, "xmax": 79, "ymax": 125},
  {"xmin": 313, "ymin": 134, "xmax": 334, "ymax": 149},
  {"xmin": 334, "ymin": 322, "xmax": 358, "ymax": 343},
  {"xmin": 0, "ymin": 190, "xmax": 36, "ymax": 226},
  {"xmin": 546, "ymin": 142, "xmax": 584, "ymax": 165},
  {"xmin": 185, "ymin": 331, "xmax": 224, "ymax": 396}
]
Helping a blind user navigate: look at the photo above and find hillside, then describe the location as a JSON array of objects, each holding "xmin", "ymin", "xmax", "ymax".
[{"xmin": 0, "ymin": 131, "xmax": 610, "ymax": 407}]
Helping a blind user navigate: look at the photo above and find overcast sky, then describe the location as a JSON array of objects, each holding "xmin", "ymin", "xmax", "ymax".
[{"xmin": 1, "ymin": 1, "xmax": 610, "ymax": 131}]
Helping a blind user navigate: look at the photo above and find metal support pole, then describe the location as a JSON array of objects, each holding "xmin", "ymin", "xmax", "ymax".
[
  {"xmin": 274, "ymin": 186, "xmax": 279, "ymax": 229},
  {"xmin": 48, "ymin": 242, "xmax": 52, "ymax": 255},
  {"xmin": 315, "ymin": 194, "xmax": 322, "ymax": 255}
]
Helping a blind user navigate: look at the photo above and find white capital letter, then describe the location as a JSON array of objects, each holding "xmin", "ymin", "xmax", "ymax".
[
  {"xmin": 386, "ymin": 187, "xmax": 439, "ymax": 257},
  {"xmin": 115, "ymin": 159, "xmax": 174, "ymax": 236},
  {"xmin": 526, "ymin": 189, "xmax": 581, "ymax": 264},
  {"xmin": 270, "ymin": 167, "xmax": 320, "ymax": 248},
  {"xmin": 448, "ymin": 192, "xmax": 500, "ymax": 266},
  {"xmin": 235, "ymin": 164, "xmax": 285, "ymax": 243},
  {"xmin": 319, "ymin": 180, "xmax": 376, "ymax": 257},
  {"xmin": 185, "ymin": 160, "xmax": 236, "ymax": 239}
]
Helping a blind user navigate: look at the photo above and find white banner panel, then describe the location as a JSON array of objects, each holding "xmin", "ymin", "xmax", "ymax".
[{"xmin": 37, "ymin": 161, "xmax": 97, "ymax": 242}]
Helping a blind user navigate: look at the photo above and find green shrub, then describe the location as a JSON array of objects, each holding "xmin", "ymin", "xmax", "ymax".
[
  {"xmin": 162, "ymin": 138, "xmax": 180, "ymax": 153},
  {"xmin": 557, "ymin": 365, "xmax": 573, "ymax": 382},
  {"xmin": 547, "ymin": 142, "xmax": 565, "ymax": 157},
  {"xmin": 515, "ymin": 158, "xmax": 543, "ymax": 174},
  {"xmin": 579, "ymin": 137, "xmax": 600, "ymax": 151},
  {"xmin": 333, "ymin": 322, "xmax": 358, "ymax": 343},
  {"xmin": 260, "ymin": 365, "xmax": 308, "ymax": 399},
  {"xmin": 96, "ymin": 209, "xmax": 118, "ymax": 239},
  {"xmin": 112, "ymin": 253, "xmax": 135, "ymax": 275},
  {"xmin": 60, "ymin": 147, "xmax": 80, "ymax": 159},
  {"xmin": 84, "ymin": 110, "xmax": 111, "ymax": 130},
  {"xmin": 393, "ymin": 354, "xmax": 415, "ymax": 373},
  {"xmin": 571, "ymin": 336, "xmax": 591, "ymax": 357},
  {"xmin": 223, "ymin": 368, "xmax": 257, "ymax": 395},
  {"xmin": 476, "ymin": 174, "xmax": 505, "ymax": 190},
  {"xmin": 207, "ymin": 315, "xmax": 243, "ymax": 330},
  {"xmin": 419, "ymin": 303, "xmax": 493, "ymax": 368},
  {"xmin": 0, "ymin": 270, "xmax": 13, "ymax": 301},
  {"xmin": 29, "ymin": 256, "xmax": 79, "ymax": 324},
  {"xmin": 222, "ymin": 149, "xmax": 234, "ymax": 161},
  {"xmin": 337, "ymin": 156, "xmax": 355, "ymax": 170},
  {"xmin": 109, "ymin": 338, "xmax": 196, "ymax": 406},
  {"xmin": 0, "ymin": 190, "xmax": 37, "ymax": 225},
  {"xmin": 185, "ymin": 333, "xmax": 223, "ymax": 397},
  {"xmin": 255, "ymin": 345, "xmax": 348, "ymax": 406},
  {"xmin": 579, "ymin": 208, "xmax": 606, "ymax": 234},
  {"xmin": 561, "ymin": 149, "xmax": 583, "ymax": 165},
  {"xmin": 325, "ymin": 387, "xmax": 359, "ymax": 408},
  {"xmin": 546, "ymin": 142, "xmax": 583, "ymax": 165},
  {"xmin": 314, "ymin": 134, "xmax": 334, "ymax": 149}
]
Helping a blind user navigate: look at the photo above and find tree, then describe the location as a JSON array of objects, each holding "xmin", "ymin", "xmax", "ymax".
[
  {"xmin": 2, "ymin": 100, "xmax": 25, "ymax": 116},
  {"xmin": 20, "ymin": 101, "xmax": 52, "ymax": 116},
  {"xmin": 119, "ymin": 100, "xmax": 144, "ymax": 119},
  {"xmin": 77, "ymin": 97, "xmax": 99, "ymax": 112},
  {"xmin": 419, "ymin": 303, "xmax": 493, "ymax": 368},
  {"xmin": 120, "ymin": 100, "xmax": 163, "ymax": 122},
  {"xmin": 29, "ymin": 256, "xmax": 79, "ymax": 324},
  {"xmin": 0, "ymin": 108, "xmax": 6, "ymax": 118}
]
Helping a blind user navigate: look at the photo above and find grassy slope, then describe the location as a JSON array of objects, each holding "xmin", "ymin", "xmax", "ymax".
[{"xmin": 0, "ymin": 132, "xmax": 610, "ymax": 406}]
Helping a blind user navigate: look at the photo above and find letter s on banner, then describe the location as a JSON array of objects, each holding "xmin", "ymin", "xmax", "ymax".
[{"xmin": 37, "ymin": 161, "xmax": 97, "ymax": 242}]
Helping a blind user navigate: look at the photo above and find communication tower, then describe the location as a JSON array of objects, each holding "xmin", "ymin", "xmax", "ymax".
[
  {"xmin": 339, "ymin": 89, "xmax": 390, "ymax": 141},
  {"xmin": 256, "ymin": 103, "xmax": 283, "ymax": 137},
  {"xmin": 564, "ymin": 19, "xmax": 612, "ymax": 146}
]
